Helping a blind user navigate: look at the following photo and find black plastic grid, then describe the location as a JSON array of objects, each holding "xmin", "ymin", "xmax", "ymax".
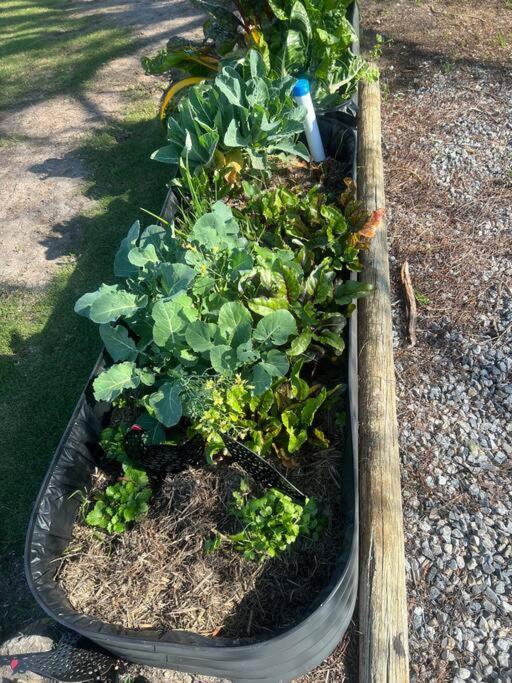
[
  {"xmin": 0, "ymin": 630, "xmax": 120, "ymax": 682},
  {"xmin": 123, "ymin": 427, "xmax": 307, "ymax": 501}
]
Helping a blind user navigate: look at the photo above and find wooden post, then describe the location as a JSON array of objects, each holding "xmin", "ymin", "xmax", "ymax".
[{"xmin": 357, "ymin": 77, "xmax": 410, "ymax": 682}]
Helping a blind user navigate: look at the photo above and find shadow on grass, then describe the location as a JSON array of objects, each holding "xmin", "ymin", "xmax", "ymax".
[
  {"xmin": 0, "ymin": 0, "xmax": 201, "ymax": 112},
  {"xmin": 0, "ymin": 112, "xmax": 170, "ymax": 636}
]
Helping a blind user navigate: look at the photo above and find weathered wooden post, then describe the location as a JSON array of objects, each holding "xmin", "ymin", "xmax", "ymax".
[{"xmin": 357, "ymin": 76, "xmax": 410, "ymax": 683}]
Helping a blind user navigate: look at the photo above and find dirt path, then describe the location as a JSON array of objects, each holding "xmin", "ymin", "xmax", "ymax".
[{"xmin": 0, "ymin": 0, "xmax": 202, "ymax": 288}]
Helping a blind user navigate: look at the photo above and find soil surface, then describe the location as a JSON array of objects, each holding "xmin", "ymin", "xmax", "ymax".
[{"xmin": 0, "ymin": 0, "xmax": 203, "ymax": 288}]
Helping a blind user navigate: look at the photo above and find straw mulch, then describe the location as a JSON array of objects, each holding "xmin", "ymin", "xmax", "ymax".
[{"xmin": 56, "ymin": 447, "xmax": 346, "ymax": 639}]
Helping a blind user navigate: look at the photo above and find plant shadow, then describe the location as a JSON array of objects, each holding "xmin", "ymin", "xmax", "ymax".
[{"xmin": 0, "ymin": 112, "xmax": 170, "ymax": 579}]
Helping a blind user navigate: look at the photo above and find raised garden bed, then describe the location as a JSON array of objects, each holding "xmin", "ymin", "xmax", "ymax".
[
  {"xmin": 23, "ymin": 2, "xmax": 380, "ymax": 680},
  {"xmin": 25, "ymin": 135, "xmax": 359, "ymax": 683}
]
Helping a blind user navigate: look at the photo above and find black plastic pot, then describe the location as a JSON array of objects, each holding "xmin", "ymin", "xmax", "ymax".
[{"xmin": 24, "ymin": 10, "xmax": 361, "ymax": 679}]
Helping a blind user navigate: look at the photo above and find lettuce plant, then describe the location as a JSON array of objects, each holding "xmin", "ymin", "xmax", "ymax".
[
  {"xmin": 151, "ymin": 50, "xmax": 308, "ymax": 177},
  {"xmin": 85, "ymin": 464, "xmax": 152, "ymax": 534},
  {"xmin": 227, "ymin": 480, "xmax": 324, "ymax": 561}
]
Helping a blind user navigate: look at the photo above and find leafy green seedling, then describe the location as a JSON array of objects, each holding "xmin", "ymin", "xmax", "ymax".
[
  {"xmin": 85, "ymin": 465, "xmax": 152, "ymax": 534},
  {"xmin": 226, "ymin": 481, "xmax": 324, "ymax": 561}
]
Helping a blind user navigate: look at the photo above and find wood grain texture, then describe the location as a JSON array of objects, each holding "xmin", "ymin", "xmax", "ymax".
[{"xmin": 357, "ymin": 76, "xmax": 410, "ymax": 683}]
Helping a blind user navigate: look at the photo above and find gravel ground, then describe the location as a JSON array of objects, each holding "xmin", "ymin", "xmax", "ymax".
[{"xmin": 383, "ymin": 63, "xmax": 512, "ymax": 683}]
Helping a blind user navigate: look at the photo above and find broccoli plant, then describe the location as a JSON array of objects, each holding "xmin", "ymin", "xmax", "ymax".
[
  {"xmin": 151, "ymin": 50, "xmax": 308, "ymax": 178},
  {"xmin": 74, "ymin": 202, "xmax": 299, "ymax": 435}
]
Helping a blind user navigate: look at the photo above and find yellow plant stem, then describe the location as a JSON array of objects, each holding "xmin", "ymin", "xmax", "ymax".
[{"xmin": 160, "ymin": 77, "xmax": 206, "ymax": 122}]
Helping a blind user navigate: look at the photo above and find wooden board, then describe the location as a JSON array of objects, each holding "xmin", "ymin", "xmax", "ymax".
[{"xmin": 357, "ymin": 76, "xmax": 410, "ymax": 683}]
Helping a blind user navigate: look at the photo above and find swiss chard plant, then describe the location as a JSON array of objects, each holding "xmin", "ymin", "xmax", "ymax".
[
  {"xmin": 151, "ymin": 50, "xmax": 308, "ymax": 178},
  {"xmin": 142, "ymin": 0, "xmax": 377, "ymax": 108},
  {"xmin": 240, "ymin": 182, "xmax": 369, "ymax": 271},
  {"xmin": 263, "ymin": 0, "xmax": 377, "ymax": 106}
]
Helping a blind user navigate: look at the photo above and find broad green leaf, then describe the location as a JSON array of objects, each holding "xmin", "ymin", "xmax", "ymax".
[
  {"xmin": 250, "ymin": 363, "xmax": 273, "ymax": 395},
  {"xmin": 215, "ymin": 67, "xmax": 244, "ymax": 107},
  {"xmin": 128, "ymin": 243, "xmax": 159, "ymax": 267},
  {"xmin": 150, "ymin": 144, "xmax": 181, "ymax": 167},
  {"xmin": 288, "ymin": 331, "xmax": 313, "ymax": 356},
  {"xmin": 135, "ymin": 368, "xmax": 156, "ymax": 386},
  {"xmin": 260, "ymin": 349, "xmax": 289, "ymax": 377},
  {"xmin": 218, "ymin": 301, "xmax": 252, "ymax": 338},
  {"xmin": 248, "ymin": 296, "xmax": 289, "ymax": 316},
  {"xmin": 268, "ymin": 140, "xmax": 309, "ymax": 160},
  {"xmin": 224, "ymin": 119, "xmax": 250, "ymax": 147},
  {"xmin": 74, "ymin": 289, "xmax": 102, "ymax": 319},
  {"xmin": 301, "ymin": 387, "xmax": 327, "ymax": 426},
  {"xmin": 86, "ymin": 503, "xmax": 108, "ymax": 529},
  {"xmin": 253, "ymin": 310, "xmax": 297, "ymax": 346},
  {"xmin": 291, "ymin": 360, "xmax": 310, "ymax": 401},
  {"xmin": 288, "ymin": 428, "xmax": 308, "ymax": 453},
  {"xmin": 305, "ymin": 262, "xmax": 335, "ymax": 304},
  {"xmin": 279, "ymin": 263, "xmax": 302, "ymax": 303},
  {"xmin": 236, "ymin": 340, "xmax": 260, "ymax": 364},
  {"xmin": 135, "ymin": 413, "xmax": 166, "ymax": 444},
  {"xmin": 152, "ymin": 294, "xmax": 198, "ymax": 347},
  {"xmin": 246, "ymin": 148, "xmax": 266, "ymax": 170},
  {"xmin": 192, "ymin": 275, "xmax": 216, "ymax": 297},
  {"xmin": 176, "ymin": 347, "xmax": 198, "ymax": 366},
  {"xmin": 160, "ymin": 262, "xmax": 196, "ymax": 296},
  {"xmin": 114, "ymin": 221, "xmax": 141, "ymax": 278},
  {"xmin": 248, "ymin": 49, "xmax": 266, "ymax": 78},
  {"xmin": 335, "ymin": 280, "xmax": 373, "ymax": 305},
  {"xmin": 210, "ymin": 344, "xmax": 238, "ymax": 375},
  {"xmin": 229, "ymin": 249, "xmax": 253, "ymax": 278},
  {"xmin": 93, "ymin": 362, "xmax": 139, "ymax": 402},
  {"xmin": 139, "ymin": 224, "xmax": 168, "ymax": 256},
  {"xmin": 99, "ymin": 324, "xmax": 138, "ymax": 362},
  {"xmin": 314, "ymin": 330, "xmax": 345, "ymax": 353},
  {"xmin": 89, "ymin": 286, "xmax": 147, "ymax": 324},
  {"xmin": 267, "ymin": 0, "xmax": 288, "ymax": 20},
  {"xmin": 230, "ymin": 321, "xmax": 252, "ymax": 348},
  {"xmin": 282, "ymin": 409, "xmax": 298, "ymax": 430},
  {"xmin": 149, "ymin": 382, "xmax": 182, "ymax": 427},
  {"xmin": 185, "ymin": 320, "xmax": 216, "ymax": 352}
]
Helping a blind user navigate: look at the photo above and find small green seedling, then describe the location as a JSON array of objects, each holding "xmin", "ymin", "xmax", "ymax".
[
  {"xmin": 85, "ymin": 465, "xmax": 152, "ymax": 534},
  {"xmin": 227, "ymin": 481, "xmax": 324, "ymax": 561}
]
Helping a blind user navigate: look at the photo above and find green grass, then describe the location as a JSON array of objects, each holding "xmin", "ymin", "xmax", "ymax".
[
  {"xmin": 0, "ymin": 0, "xmax": 135, "ymax": 110},
  {"xmin": 0, "ymin": 1, "xmax": 171, "ymax": 637},
  {"xmin": 0, "ymin": 105, "xmax": 169, "ymax": 550}
]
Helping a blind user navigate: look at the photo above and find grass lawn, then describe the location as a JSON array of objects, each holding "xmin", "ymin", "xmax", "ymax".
[
  {"xmin": 0, "ymin": 1, "xmax": 169, "ymax": 637},
  {"xmin": 0, "ymin": 0, "xmax": 133, "ymax": 110}
]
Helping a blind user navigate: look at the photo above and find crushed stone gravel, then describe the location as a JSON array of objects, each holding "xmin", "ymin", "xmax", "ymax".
[{"xmin": 385, "ymin": 63, "xmax": 512, "ymax": 683}]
